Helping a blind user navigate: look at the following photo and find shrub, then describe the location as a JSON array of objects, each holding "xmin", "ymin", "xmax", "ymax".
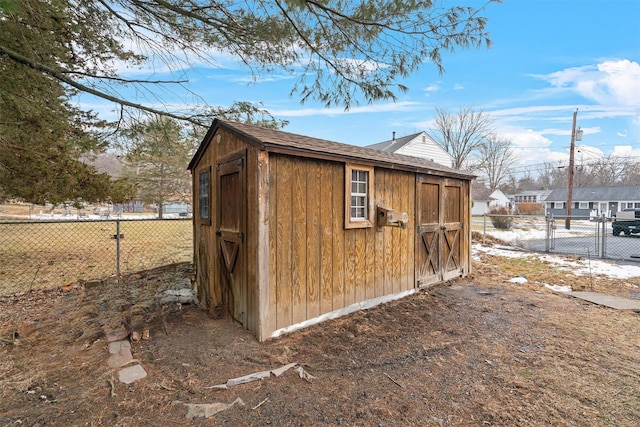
[
  {"xmin": 516, "ymin": 202, "xmax": 543, "ymax": 215},
  {"xmin": 489, "ymin": 207, "xmax": 512, "ymax": 229}
]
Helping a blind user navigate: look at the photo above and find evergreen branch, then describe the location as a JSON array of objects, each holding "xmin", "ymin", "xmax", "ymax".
[{"xmin": 0, "ymin": 43, "xmax": 207, "ymax": 127}]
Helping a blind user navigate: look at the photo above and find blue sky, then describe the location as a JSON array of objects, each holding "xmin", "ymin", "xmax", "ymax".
[{"xmin": 84, "ymin": 0, "xmax": 640, "ymax": 178}]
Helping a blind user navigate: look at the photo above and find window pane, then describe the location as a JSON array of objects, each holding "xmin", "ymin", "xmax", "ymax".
[
  {"xmin": 199, "ymin": 171, "xmax": 210, "ymax": 220},
  {"xmin": 347, "ymin": 165, "xmax": 372, "ymax": 225}
]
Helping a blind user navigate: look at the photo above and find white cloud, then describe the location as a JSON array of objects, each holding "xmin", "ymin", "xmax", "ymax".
[
  {"xmin": 270, "ymin": 101, "xmax": 421, "ymax": 117},
  {"xmin": 611, "ymin": 145, "xmax": 640, "ymax": 158},
  {"xmin": 423, "ymin": 83, "xmax": 440, "ymax": 93},
  {"xmin": 221, "ymin": 73, "xmax": 297, "ymax": 84},
  {"xmin": 507, "ymin": 130, "xmax": 568, "ymax": 167},
  {"xmin": 535, "ymin": 60, "xmax": 640, "ymax": 108}
]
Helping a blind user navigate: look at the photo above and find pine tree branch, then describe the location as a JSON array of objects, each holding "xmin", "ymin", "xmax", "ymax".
[{"xmin": 0, "ymin": 43, "xmax": 206, "ymax": 127}]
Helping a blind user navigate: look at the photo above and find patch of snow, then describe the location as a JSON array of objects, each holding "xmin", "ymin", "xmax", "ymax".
[
  {"xmin": 508, "ymin": 277, "xmax": 528, "ymax": 284},
  {"xmin": 473, "ymin": 244, "xmax": 640, "ymax": 280},
  {"xmin": 544, "ymin": 284, "xmax": 572, "ymax": 293}
]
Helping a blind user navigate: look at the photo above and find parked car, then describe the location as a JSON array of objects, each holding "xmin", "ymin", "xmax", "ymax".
[{"xmin": 612, "ymin": 208, "xmax": 640, "ymax": 236}]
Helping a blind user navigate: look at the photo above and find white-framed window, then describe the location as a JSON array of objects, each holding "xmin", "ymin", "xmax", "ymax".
[
  {"xmin": 345, "ymin": 163, "xmax": 374, "ymax": 229},
  {"xmin": 578, "ymin": 202, "xmax": 589, "ymax": 209},
  {"xmin": 635, "ymin": 202, "xmax": 640, "ymax": 209},
  {"xmin": 554, "ymin": 202, "xmax": 564, "ymax": 209}
]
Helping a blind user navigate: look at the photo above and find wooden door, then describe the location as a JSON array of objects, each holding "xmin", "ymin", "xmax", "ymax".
[
  {"xmin": 416, "ymin": 176, "xmax": 441, "ymax": 286},
  {"xmin": 442, "ymin": 180, "xmax": 464, "ymax": 281},
  {"xmin": 217, "ymin": 153, "xmax": 247, "ymax": 327},
  {"xmin": 415, "ymin": 176, "xmax": 465, "ymax": 286}
]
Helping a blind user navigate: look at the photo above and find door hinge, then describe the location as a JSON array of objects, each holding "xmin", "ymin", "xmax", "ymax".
[{"xmin": 238, "ymin": 232, "xmax": 244, "ymax": 242}]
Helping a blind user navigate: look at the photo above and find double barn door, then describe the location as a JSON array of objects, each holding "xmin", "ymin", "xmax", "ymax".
[{"xmin": 415, "ymin": 175, "xmax": 466, "ymax": 287}]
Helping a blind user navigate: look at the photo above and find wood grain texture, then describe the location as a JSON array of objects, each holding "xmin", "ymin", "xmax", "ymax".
[
  {"xmin": 332, "ymin": 163, "xmax": 345, "ymax": 310},
  {"xmin": 306, "ymin": 160, "xmax": 321, "ymax": 320},
  {"xmin": 319, "ymin": 163, "xmax": 334, "ymax": 314},
  {"xmin": 374, "ymin": 169, "xmax": 386, "ymax": 298},
  {"xmin": 275, "ymin": 155, "xmax": 293, "ymax": 328},
  {"xmin": 256, "ymin": 150, "xmax": 271, "ymax": 340},
  {"xmin": 268, "ymin": 154, "xmax": 278, "ymax": 334},
  {"xmin": 291, "ymin": 159, "xmax": 307, "ymax": 324}
]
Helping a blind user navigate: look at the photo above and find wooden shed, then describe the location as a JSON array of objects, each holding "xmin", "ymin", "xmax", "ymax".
[{"xmin": 188, "ymin": 119, "xmax": 474, "ymax": 341}]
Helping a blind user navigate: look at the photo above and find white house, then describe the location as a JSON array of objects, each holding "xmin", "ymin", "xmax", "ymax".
[
  {"xmin": 472, "ymin": 187, "xmax": 510, "ymax": 216},
  {"xmin": 509, "ymin": 190, "xmax": 552, "ymax": 214},
  {"xmin": 366, "ymin": 131, "xmax": 453, "ymax": 168}
]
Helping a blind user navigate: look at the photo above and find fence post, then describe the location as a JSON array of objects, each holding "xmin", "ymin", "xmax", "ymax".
[
  {"xmin": 545, "ymin": 214, "xmax": 555, "ymax": 253},
  {"xmin": 116, "ymin": 219, "xmax": 121, "ymax": 276},
  {"xmin": 483, "ymin": 213, "xmax": 487, "ymax": 245},
  {"xmin": 600, "ymin": 213, "xmax": 607, "ymax": 259},
  {"xmin": 594, "ymin": 215, "xmax": 600, "ymax": 256},
  {"xmin": 545, "ymin": 214, "xmax": 550, "ymax": 252}
]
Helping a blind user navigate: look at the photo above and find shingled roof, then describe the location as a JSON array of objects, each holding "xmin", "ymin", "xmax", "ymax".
[
  {"xmin": 365, "ymin": 132, "xmax": 424, "ymax": 152},
  {"xmin": 189, "ymin": 119, "xmax": 473, "ymax": 180},
  {"xmin": 545, "ymin": 186, "xmax": 640, "ymax": 202}
]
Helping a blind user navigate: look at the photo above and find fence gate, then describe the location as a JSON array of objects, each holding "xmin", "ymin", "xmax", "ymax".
[{"xmin": 544, "ymin": 214, "xmax": 607, "ymax": 258}]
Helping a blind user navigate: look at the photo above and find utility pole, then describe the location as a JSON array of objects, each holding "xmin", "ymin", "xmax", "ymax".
[{"xmin": 565, "ymin": 109, "xmax": 578, "ymax": 230}]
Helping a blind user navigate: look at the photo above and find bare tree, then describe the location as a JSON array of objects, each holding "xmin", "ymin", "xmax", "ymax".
[
  {"xmin": 474, "ymin": 134, "xmax": 516, "ymax": 189},
  {"xmin": 619, "ymin": 158, "xmax": 640, "ymax": 185},
  {"xmin": 427, "ymin": 106, "xmax": 494, "ymax": 170},
  {"xmin": 586, "ymin": 155, "xmax": 628, "ymax": 186},
  {"xmin": 535, "ymin": 161, "xmax": 569, "ymax": 189}
]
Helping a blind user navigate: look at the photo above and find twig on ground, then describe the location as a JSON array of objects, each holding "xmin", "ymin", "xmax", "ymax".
[
  {"xmin": 252, "ymin": 397, "xmax": 269, "ymax": 410},
  {"xmin": 384, "ymin": 372, "xmax": 405, "ymax": 388}
]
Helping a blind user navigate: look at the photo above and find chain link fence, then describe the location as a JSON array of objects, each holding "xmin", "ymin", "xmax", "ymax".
[
  {"xmin": 0, "ymin": 218, "xmax": 192, "ymax": 296},
  {"xmin": 475, "ymin": 214, "xmax": 640, "ymax": 262}
]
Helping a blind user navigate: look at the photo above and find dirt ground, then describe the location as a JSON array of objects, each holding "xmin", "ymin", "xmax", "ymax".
[{"xmin": 1, "ymin": 245, "xmax": 639, "ymax": 426}]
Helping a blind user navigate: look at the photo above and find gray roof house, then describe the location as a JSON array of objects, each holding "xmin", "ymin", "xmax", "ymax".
[
  {"xmin": 366, "ymin": 132, "xmax": 453, "ymax": 168},
  {"xmin": 544, "ymin": 185, "xmax": 640, "ymax": 218}
]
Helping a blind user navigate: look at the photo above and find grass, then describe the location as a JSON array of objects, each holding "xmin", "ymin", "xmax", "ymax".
[{"xmin": 0, "ymin": 219, "xmax": 192, "ymax": 295}]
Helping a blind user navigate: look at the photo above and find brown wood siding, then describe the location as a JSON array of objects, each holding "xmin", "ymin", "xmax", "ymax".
[
  {"xmin": 268, "ymin": 155, "xmax": 415, "ymax": 333},
  {"xmin": 192, "ymin": 121, "xmax": 471, "ymax": 341},
  {"xmin": 319, "ymin": 165, "xmax": 334, "ymax": 314},
  {"xmin": 306, "ymin": 160, "xmax": 322, "ymax": 320},
  {"xmin": 192, "ymin": 129, "xmax": 260, "ymax": 331}
]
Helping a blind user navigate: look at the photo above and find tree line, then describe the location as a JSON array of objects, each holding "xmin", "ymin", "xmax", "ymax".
[{"xmin": 428, "ymin": 106, "xmax": 640, "ymax": 192}]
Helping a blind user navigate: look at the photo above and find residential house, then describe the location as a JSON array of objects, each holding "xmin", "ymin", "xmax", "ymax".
[
  {"xmin": 365, "ymin": 131, "xmax": 453, "ymax": 168},
  {"xmin": 544, "ymin": 185, "xmax": 640, "ymax": 219},
  {"xmin": 510, "ymin": 190, "xmax": 552, "ymax": 214},
  {"xmin": 471, "ymin": 187, "xmax": 510, "ymax": 216}
]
